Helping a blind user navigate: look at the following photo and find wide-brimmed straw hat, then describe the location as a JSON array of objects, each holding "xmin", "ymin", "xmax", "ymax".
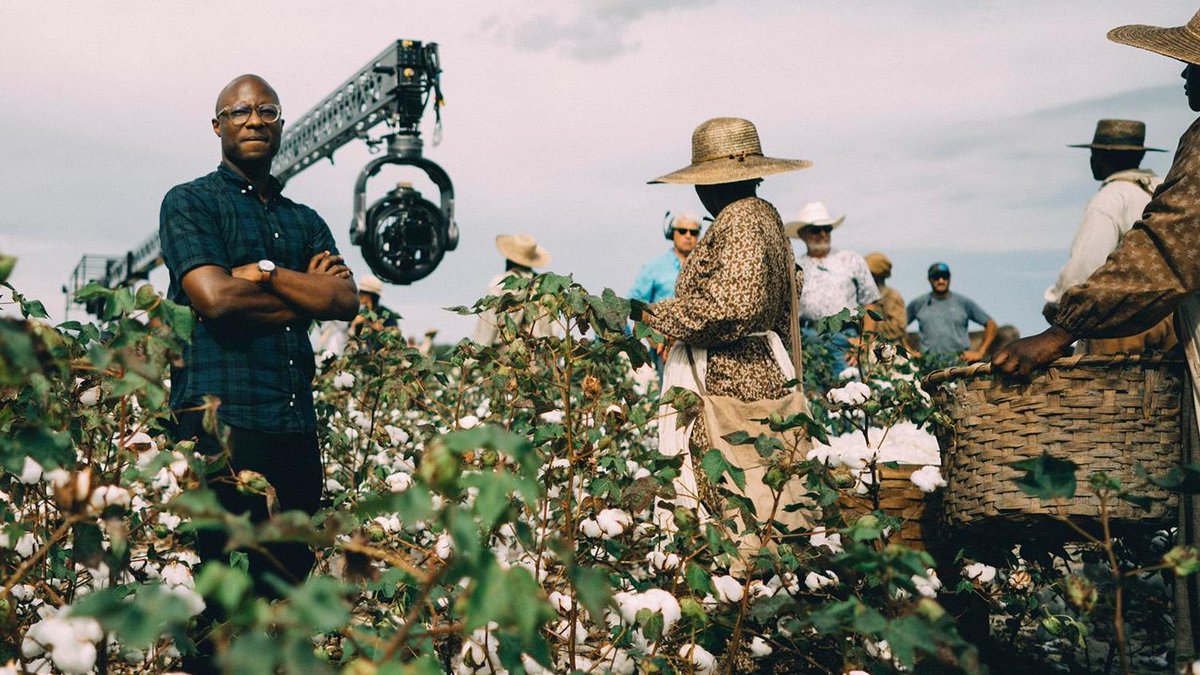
[
  {"xmin": 784, "ymin": 201, "xmax": 845, "ymax": 237},
  {"xmin": 1068, "ymin": 119, "xmax": 1166, "ymax": 152},
  {"xmin": 1108, "ymin": 10, "xmax": 1200, "ymax": 66},
  {"xmin": 496, "ymin": 234, "xmax": 551, "ymax": 268},
  {"xmin": 649, "ymin": 117, "xmax": 811, "ymax": 185}
]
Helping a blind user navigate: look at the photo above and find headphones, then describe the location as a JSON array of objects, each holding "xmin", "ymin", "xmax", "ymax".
[{"xmin": 662, "ymin": 211, "xmax": 711, "ymax": 240}]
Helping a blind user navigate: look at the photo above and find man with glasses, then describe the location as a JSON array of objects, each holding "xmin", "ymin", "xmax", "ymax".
[
  {"xmin": 629, "ymin": 212, "xmax": 702, "ymax": 375},
  {"xmin": 907, "ymin": 262, "xmax": 996, "ymax": 367},
  {"xmin": 788, "ymin": 201, "xmax": 879, "ymax": 378},
  {"xmin": 160, "ymin": 74, "xmax": 358, "ymax": 673}
]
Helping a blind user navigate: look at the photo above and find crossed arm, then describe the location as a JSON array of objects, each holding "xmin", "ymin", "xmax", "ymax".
[{"xmin": 181, "ymin": 251, "xmax": 359, "ymax": 325}]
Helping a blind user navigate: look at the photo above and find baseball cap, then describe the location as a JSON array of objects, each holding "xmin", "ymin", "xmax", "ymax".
[{"xmin": 927, "ymin": 262, "xmax": 950, "ymax": 278}]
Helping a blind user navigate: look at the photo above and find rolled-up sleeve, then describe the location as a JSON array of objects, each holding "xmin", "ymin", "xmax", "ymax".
[
  {"xmin": 160, "ymin": 185, "xmax": 229, "ymax": 289},
  {"xmin": 1056, "ymin": 118, "xmax": 1200, "ymax": 338}
]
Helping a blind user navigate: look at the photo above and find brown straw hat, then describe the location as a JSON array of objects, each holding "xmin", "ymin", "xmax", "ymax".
[
  {"xmin": 649, "ymin": 117, "xmax": 812, "ymax": 185},
  {"xmin": 864, "ymin": 252, "xmax": 892, "ymax": 279},
  {"xmin": 1068, "ymin": 119, "xmax": 1166, "ymax": 152},
  {"xmin": 1107, "ymin": 10, "xmax": 1200, "ymax": 66},
  {"xmin": 495, "ymin": 234, "xmax": 551, "ymax": 268}
]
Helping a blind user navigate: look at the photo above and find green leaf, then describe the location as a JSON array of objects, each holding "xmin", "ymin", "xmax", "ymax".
[
  {"xmin": 73, "ymin": 522, "xmax": 105, "ymax": 570},
  {"xmin": 701, "ymin": 449, "xmax": 746, "ymax": 490},
  {"xmin": 222, "ymin": 631, "xmax": 280, "ymax": 675},
  {"xmin": 1009, "ymin": 451, "xmax": 1078, "ymax": 501},
  {"xmin": 881, "ymin": 615, "xmax": 942, "ymax": 666},
  {"xmin": 0, "ymin": 255, "xmax": 16, "ymax": 284},
  {"xmin": 1164, "ymin": 546, "xmax": 1200, "ymax": 576},
  {"xmin": 280, "ymin": 576, "xmax": 350, "ymax": 632},
  {"xmin": 1144, "ymin": 463, "xmax": 1200, "ymax": 494},
  {"xmin": 569, "ymin": 565, "xmax": 612, "ymax": 622},
  {"xmin": 685, "ymin": 561, "xmax": 715, "ymax": 596},
  {"xmin": 72, "ymin": 584, "xmax": 200, "ymax": 649},
  {"xmin": 636, "ymin": 607, "xmax": 665, "ymax": 642}
]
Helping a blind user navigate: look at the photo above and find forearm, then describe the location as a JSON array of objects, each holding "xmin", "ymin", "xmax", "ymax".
[
  {"xmin": 201, "ymin": 278, "xmax": 303, "ymax": 324},
  {"xmin": 268, "ymin": 268, "xmax": 359, "ymax": 321},
  {"xmin": 977, "ymin": 320, "xmax": 998, "ymax": 353}
]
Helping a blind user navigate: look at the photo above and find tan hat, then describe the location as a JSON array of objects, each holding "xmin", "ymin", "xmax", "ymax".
[
  {"xmin": 359, "ymin": 274, "xmax": 384, "ymax": 296},
  {"xmin": 496, "ymin": 234, "xmax": 551, "ymax": 268},
  {"xmin": 1068, "ymin": 119, "xmax": 1166, "ymax": 152},
  {"xmin": 784, "ymin": 201, "xmax": 845, "ymax": 237},
  {"xmin": 649, "ymin": 117, "xmax": 812, "ymax": 185},
  {"xmin": 1108, "ymin": 10, "xmax": 1200, "ymax": 66},
  {"xmin": 864, "ymin": 252, "xmax": 892, "ymax": 279}
]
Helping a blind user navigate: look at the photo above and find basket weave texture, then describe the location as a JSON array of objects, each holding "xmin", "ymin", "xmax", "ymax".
[
  {"xmin": 840, "ymin": 466, "xmax": 940, "ymax": 550},
  {"xmin": 924, "ymin": 354, "xmax": 1183, "ymax": 531}
]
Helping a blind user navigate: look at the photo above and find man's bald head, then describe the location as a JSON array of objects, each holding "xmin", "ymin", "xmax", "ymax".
[{"xmin": 215, "ymin": 74, "xmax": 278, "ymax": 116}]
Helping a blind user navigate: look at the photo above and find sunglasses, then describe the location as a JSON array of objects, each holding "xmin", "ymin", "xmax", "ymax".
[
  {"xmin": 804, "ymin": 225, "xmax": 834, "ymax": 234},
  {"xmin": 929, "ymin": 273, "xmax": 950, "ymax": 281},
  {"xmin": 674, "ymin": 228, "xmax": 701, "ymax": 237}
]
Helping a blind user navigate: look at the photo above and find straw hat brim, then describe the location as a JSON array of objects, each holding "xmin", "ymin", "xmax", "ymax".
[
  {"xmin": 496, "ymin": 236, "xmax": 551, "ymax": 268},
  {"xmin": 784, "ymin": 216, "xmax": 845, "ymax": 238},
  {"xmin": 1108, "ymin": 23, "xmax": 1200, "ymax": 66},
  {"xmin": 1067, "ymin": 142, "xmax": 1167, "ymax": 152},
  {"xmin": 649, "ymin": 155, "xmax": 812, "ymax": 185}
]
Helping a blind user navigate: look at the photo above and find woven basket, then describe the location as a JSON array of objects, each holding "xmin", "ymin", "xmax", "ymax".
[
  {"xmin": 924, "ymin": 354, "xmax": 1183, "ymax": 536},
  {"xmin": 840, "ymin": 465, "xmax": 941, "ymax": 551}
]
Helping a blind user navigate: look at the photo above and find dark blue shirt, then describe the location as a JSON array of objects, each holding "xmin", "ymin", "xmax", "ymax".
[{"xmin": 159, "ymin": 164, "xmax": 338, "ymax": 433}]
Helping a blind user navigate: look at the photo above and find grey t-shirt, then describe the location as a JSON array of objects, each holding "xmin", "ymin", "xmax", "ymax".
[{"xmin": 906, "ymin": 292, "xmax": 992, "ymax": 354}]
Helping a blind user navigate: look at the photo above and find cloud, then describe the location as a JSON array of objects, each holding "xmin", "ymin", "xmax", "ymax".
[{"xmin": 485, "ymin": 0, "xmax": 717, "ymax": 61}]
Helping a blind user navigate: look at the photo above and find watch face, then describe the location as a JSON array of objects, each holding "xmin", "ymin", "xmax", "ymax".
[{"xmin": 258, "ymin": 259, "xmax": 276, "ymax": 273}]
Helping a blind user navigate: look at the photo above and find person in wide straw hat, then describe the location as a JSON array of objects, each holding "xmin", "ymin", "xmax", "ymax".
[
  {"xmin": 637, "ymin": 117, "xmax": 810, "ymax": 556},
  {"xmin": 471, "ymin": 234, "xmax": 553, "ymax": 346},
  {"xmin": 993, "ymin": 9, "xmax": 1200, "ymax": 663},
  {"xmin": 1044, "ymin": 119, "xmax": 1176, "ymax": 356}
]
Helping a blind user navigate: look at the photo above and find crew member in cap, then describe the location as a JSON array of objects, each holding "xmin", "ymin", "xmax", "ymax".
[
  {"xmin": 350, "ymin": 273, "xmax": 399, "ymax": 336},
  {"xmin": 629, "ymin": 211, "xmax": 703, "ymax": 376},
  {"xmin": 472, "ymin": 234, "xmax": 553, "ymax": 346},
  {"xmin": 636, "ymin": 116, "xmax": 809, "ymax": 521},
  {"xmin": 787, "ymin": 201, "xmax": 880, "ymax": 377},
  {"xmin": 865, "ymin": 252, "xmax": 908, "ymax": 347},
  {"xmin": 1042, "ymin": 119, "xmax": 1175, "ymax": 355},
  {"xmin": 993, "ymin": 11, "xmax": 1200, "ymax": 660},
  {"xmin": 907, "ymin": 262, "xmax": 996, "ymax": 367}
]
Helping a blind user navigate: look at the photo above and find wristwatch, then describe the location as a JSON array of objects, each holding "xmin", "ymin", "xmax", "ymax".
[{"xmin": 257, "ymin": 259, "xmax": 276, "ymax": 283}]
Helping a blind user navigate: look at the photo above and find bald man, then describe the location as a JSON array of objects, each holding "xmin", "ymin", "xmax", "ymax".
[{"xmin": 160, "ymin": 75, "xmax": 357, "ymax": 668}]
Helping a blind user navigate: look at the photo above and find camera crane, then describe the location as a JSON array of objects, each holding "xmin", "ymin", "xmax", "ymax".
[{"xmin": 64, "ymin": 39, "xmax": 458, "ymax": 317}]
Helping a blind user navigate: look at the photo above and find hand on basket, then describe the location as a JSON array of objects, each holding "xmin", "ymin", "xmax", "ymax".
[{"xmin": 991, "ymin": 326, "xmax": 1075, "ymax": 379}]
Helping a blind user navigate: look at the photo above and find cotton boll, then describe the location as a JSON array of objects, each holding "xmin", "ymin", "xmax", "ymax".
[
  {"xmin": 435, "ymin": 533, "xmax": 453, "ymax": 559},
  {"xmin": 826, "ymin": 381, "xmax": 870, "ymax": 407},
  {"xmin": 964, "ymin": 562, "xmax": 997, "ymax": 584},
  {"xmin": 17, "ymin": 457, "xmax": 44, "ymax": 484},
  {"xmin": 78, "ymin": 386, "xmax": 101, "ymax": 407},
  {"xmin": 324, "ymin": 478, "xmax": 346, "ymax": 494},
  {"xmin": 157, "ymin": 511, "xmax": 182, "ymax": 532},
  {"xmin": 911, "ymin": 569, "xmax": 941, "ymax": 598},
  {"xmin": 909, "ymin": 465, "xmax": 946, "ymax": 493},
  {"xmin": 333, "ymin": 372, "xmax": 355, "ymax": 390},
  {"xmin": 159, "ymin": 562, "xmax": 194, "ymax": 589},
  {"xmin": 639, "ymin": 589, "xmax": 680, "ymax": 633},
  {"xmin": 384, "ymin": 472, "xmax": 412, "ymax": 493},
  {"xmin": 547, "ymin": 591, "xmax": 573, "ymax": 615},
  {"xmin": 88, "ymin": 485, "xmax": 131, "ymax": 513},
  {"xmin": 383, "ymin": 425, "xmax": 409, "ymax": 446},
  {"xmin": 711, "ymin": 575, "xmax": 744, "ymax": 603},
  {"xmin": 805, "ymin": 570, "xmax": 839, "ymax": 591},
  {"xmin": 678, "ymin": 643, "xmax": 717, "ymax": 674},
  {"xmin": 456, "ymin": 415, "xmax": 480, "ymax": 429},
  {"xmin": 579, "ymin": 518, "xmax": 603, "ymax": 539},
  {"xmin": 809, "ymin": 529, "xmax": 844, "ymax": 553},
  {"xmin": 15, "ymin": 534, "xmax": 40, "ymax": 558},
  {"xmin": 749, "ymin": 636, "xmax": 773, "ymax": 657},
  {"xmin": 595, "ymin": 509, "xmax": 631, "ymax": 538},
  {"xmin": 646, "ymin": 549, "xmax": 680, "ymax": 572},
  {"xmin": 166, "ymin": 585, "xmax": 206, "ymax": 616},
  {"xmin": 539, "ymin": 410, "xmax": 564, "ymax": 424}
]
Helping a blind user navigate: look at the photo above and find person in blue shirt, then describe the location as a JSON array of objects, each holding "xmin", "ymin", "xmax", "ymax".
[
  {"xmin": 629, "ymin": 212, "xmax": 702, "ymax": 375},
  {"xmin": 906, "ymin": 262, "xmax": 997, "ymax": 367}
]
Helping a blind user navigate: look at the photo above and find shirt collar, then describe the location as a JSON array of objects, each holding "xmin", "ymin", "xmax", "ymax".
[
  {"xmin": 1102, "ymin": 168, "xmax": 1156, "ymax": 185},
  {"xmin": 216, "ymin": 162, "xmax": 282, "ymax": 198}
]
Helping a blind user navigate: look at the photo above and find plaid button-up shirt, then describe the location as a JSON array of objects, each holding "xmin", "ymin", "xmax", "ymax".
[{"xmin": 160, "ymin": 163, "xmax": 339, "ymax": 433}]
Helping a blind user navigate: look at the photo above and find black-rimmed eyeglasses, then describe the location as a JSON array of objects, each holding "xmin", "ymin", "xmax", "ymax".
[{"xmin": 217, "ymin": 103, "xmax": 282, "ymax": 125}]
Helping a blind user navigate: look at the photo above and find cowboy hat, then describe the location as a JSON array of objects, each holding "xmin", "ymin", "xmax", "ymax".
[
  {"xmin": 496, "ymin": 234, "xmax": 551, "ymax": 268},
  {"xmin": 649, "ymin": 117, "xmax": 811, "ymax": 185},
  {"xmin": 1108, "ymin": 10, "xmax": 1200, "ymax": 66},
  {"xmin": 784, "ymin": 201, "xmax": 845, "ymax": 237},
  {"xmin": 358, "ymin": 274, "xmax": 384, "ymax": 296},
  {"xmin": 1068, "ymin": 119, "xmax": 1166, "ymax": 152}
]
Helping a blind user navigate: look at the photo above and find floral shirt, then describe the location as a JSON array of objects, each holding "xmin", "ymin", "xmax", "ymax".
[
  {"xmin": 1057, "ymin": 118, "xmax": 1200, "ymax": 338},
  {"xmin": 796, "ymin": 249, "xmax": 880, "ymax": 322}
]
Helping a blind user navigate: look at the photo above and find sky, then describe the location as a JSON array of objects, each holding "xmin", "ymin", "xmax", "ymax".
[{"xmin": 1, "ymin": 1, "xmax": 1197, "ymax": 340}]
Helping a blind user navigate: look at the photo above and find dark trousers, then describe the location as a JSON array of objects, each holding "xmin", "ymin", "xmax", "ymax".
[{"xmin": 172, "ymin": 411, "xmax": 324, "ymax": 594}]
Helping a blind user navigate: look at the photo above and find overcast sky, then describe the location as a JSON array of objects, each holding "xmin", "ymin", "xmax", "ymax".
[{"xmin": 2, "ymin": 1, "xmax": 1197, "ymax": 339}]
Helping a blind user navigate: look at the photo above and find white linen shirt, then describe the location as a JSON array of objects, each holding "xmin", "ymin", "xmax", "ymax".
[
  {"xmin": 1045, "ymin": 168, "xmax": 1162, "ymax": 304},
  {"xmin": 796, "ymin": 248, "xmax": 880, "ymax": 321}
]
